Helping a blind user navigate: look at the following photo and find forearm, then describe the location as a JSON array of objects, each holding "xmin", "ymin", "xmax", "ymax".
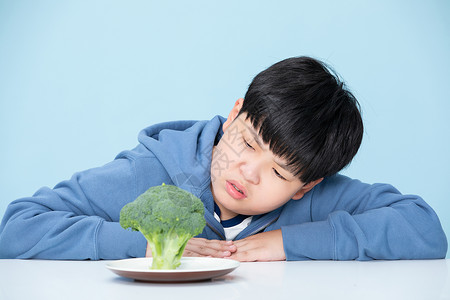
[
  {"xmin": 282, "ymin": 203, "xmax": 448, "ymax": 261},
  {"xmin": 0, "ymin": 158, "xmax": 147, "ymax": 259},
  {"xmin": 0, "ymin": 197, "xmax": 147, "ymax": 259},
  {"xmin": 278, "ymin": 175, "xmax": 448, "ymax": 261}
]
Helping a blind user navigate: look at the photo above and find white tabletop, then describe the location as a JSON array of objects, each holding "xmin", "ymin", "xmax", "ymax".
[{"xmin": 0, "ymin": 259, "xmax": 449, "ymax": 300}]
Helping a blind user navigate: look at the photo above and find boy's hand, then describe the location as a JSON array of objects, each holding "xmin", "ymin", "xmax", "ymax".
[
  {"xmin": 183, "ymin": 238, "xmax": 237, "ymax": 258},
  {"xmin": 146, "ymin": 230, "xmax": 286, "ymax": 261},
  {"xmin": 145, "ymin": 239, "xmax": 236, "ymax": 258},
  {"xmin": 229, "ymin": 229, "xmax": 286, "ymax": 262}
]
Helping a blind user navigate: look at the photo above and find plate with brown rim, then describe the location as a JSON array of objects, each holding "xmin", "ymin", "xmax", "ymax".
[{"xmin": 106, "ymin": 257, "xmax": 240, "ymax": 282}]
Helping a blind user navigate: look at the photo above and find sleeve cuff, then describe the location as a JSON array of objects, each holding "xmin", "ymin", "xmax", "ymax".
[
  {"xmin": 281, "ymin": 219, "xmax": 336, "ymax": 261},
  {"xmin": 96, "ymin": 220, "xmax": 147, "ymax": 260}
]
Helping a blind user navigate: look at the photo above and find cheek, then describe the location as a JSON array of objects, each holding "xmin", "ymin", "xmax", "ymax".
[
  {"xmin": 212, "ymin": 145, "xmax": 246, "ymax": 174},
  {"xmin": 257, "ymin": 188, "xmax": 290, "ymax": 208},
  {"xmin": 210, "ymin": 146, "xmax": 240, "ymax": 185},
  {"xmin": 256, "ymin": 184, "xmax": 293, "ymax": 207}
]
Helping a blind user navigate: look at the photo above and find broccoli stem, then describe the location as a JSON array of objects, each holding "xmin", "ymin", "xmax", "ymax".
[{"xmin": 145, "ymin": 228, "xmax": 192, "ymax": 269}]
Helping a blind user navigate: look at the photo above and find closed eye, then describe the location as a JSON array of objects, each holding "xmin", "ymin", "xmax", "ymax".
[
  {"xmin": 273, "ymin": 168, "xmax": 287, "ymax": 180},
  {"xmin": 243, "ymin": 138, "xmax": 255, "ymax": 150}
]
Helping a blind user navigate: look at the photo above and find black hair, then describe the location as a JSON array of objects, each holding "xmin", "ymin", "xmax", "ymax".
[{"xmin": 239, "ymin": 56, "xmax": 363, "ymax": 184}]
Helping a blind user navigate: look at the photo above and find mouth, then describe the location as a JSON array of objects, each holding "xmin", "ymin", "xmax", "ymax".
[{"xmin": 225, "ymin": 180, "xmax": 247, "ymax": 200}]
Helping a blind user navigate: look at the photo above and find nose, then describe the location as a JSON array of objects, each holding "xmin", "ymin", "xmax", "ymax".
[{"xmin": 239, "ymin": 160, "xmax": 260, "ymax": 185}]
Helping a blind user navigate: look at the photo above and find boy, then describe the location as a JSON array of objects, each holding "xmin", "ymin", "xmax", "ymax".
[{"xmin": 0, "ymin": 57, "xmax": 447, "ymax": 261}]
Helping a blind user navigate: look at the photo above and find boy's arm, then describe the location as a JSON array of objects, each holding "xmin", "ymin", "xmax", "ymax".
[
  {"xmin": 283, "ymin": 175, "xmax": 447, "ymax": 260},
  {"xmin": 232, "ymin": 175, "xmax": 448, "ymax": 261},
  {"xmin": 0, "ymin": 155, "xmax": 151, "ymax": 260}
]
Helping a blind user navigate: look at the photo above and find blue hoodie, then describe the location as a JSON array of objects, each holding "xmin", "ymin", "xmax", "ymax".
[{"xmin": 0, "ymin": 116, "xmax": 447, "ymax": 260}]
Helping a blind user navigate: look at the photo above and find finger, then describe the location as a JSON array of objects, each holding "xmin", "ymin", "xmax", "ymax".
[
  {"xmin": 184, "ymin": 238, "xmax": 236, "ymax": 257},
  {"xmin": 182, "ymin": 250, "xmax": 208, "ymax": 257},
  {"xmin": 183, "ymin": 249, "xmax": 219, "ymax": 258},
  {"xmin": 145, "ymin": 242, "xmax": 152, "ymax": 257},
  {"xmin": 184, "ymin": 244, "xmax": 232, "ymax": 258},
  {"xmin": 184, "ymin": 248, "xmax": 232, "ymax": 258},
  {"xmin": 189, "ymin": 238, "xmax": 235, "ymax": 249},
  {"xmin": 187, "ymin": 238, "xmax": 237, "ymax": 253},
  {"xmin": 229, "ymin": 250, "xmax": 258, "ymax": 262}
]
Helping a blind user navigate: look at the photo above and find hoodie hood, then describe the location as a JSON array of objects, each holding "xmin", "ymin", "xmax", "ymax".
[{"xmin": 137, "ymin": 115, "xmax": 225, "ymax": 198}]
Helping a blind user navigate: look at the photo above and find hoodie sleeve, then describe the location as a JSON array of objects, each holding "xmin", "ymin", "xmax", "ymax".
[
  {"xmin": 0, "ymin": 155, "xmax": 152, "ymax": 260},
  {"xmin": 281, "ymin": 175, "xmax": 448, "ymax": 261}
]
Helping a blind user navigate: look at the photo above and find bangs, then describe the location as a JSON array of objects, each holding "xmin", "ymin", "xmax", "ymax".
[{"xmin": 244, "ymin": 109, "xmax": 312, "ymax": 180}]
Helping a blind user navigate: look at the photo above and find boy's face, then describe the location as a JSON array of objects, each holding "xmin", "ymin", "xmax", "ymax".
[{"xmin": 210, "ymin": 99, "xmax": 321, "ymax": 220}]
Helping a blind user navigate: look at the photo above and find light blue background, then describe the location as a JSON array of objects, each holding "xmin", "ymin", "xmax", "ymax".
[{"xmin": 1, "ymin": 0, "xmax": 449, "ymax": 257}]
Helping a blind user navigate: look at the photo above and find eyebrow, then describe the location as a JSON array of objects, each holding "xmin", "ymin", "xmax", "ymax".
[{"xmin": 245, "ymin": 125, "xmax": 292, "ymax": 173}]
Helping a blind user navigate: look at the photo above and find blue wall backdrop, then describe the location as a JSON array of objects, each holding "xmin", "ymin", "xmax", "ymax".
[{"xmin": 1, "ymin": 0, "xmax": 449, "ymax": 257}]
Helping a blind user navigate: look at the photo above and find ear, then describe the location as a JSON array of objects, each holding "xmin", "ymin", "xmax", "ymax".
[
  {"xmin": 223, "ymin": 98, "xmax": 244, "ymax": 132},
  {"xmin": 291, "ymin": 178, "xmax": 324, "ymax": 200}
]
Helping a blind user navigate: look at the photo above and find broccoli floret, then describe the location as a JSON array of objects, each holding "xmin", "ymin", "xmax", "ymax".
[{"xmin": 119, "ymin": 183, "xmax": 206, "ymax": 270}]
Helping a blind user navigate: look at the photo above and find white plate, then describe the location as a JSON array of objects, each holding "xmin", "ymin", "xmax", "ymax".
[{"xmin": 106, "ymin": 257, "xmax": 240, "ymax": 282}]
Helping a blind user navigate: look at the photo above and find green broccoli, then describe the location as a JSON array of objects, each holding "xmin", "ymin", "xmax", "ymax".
[{"xmin": 119, "ymin": 183, "xmax": 206, "ymax": 270}]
